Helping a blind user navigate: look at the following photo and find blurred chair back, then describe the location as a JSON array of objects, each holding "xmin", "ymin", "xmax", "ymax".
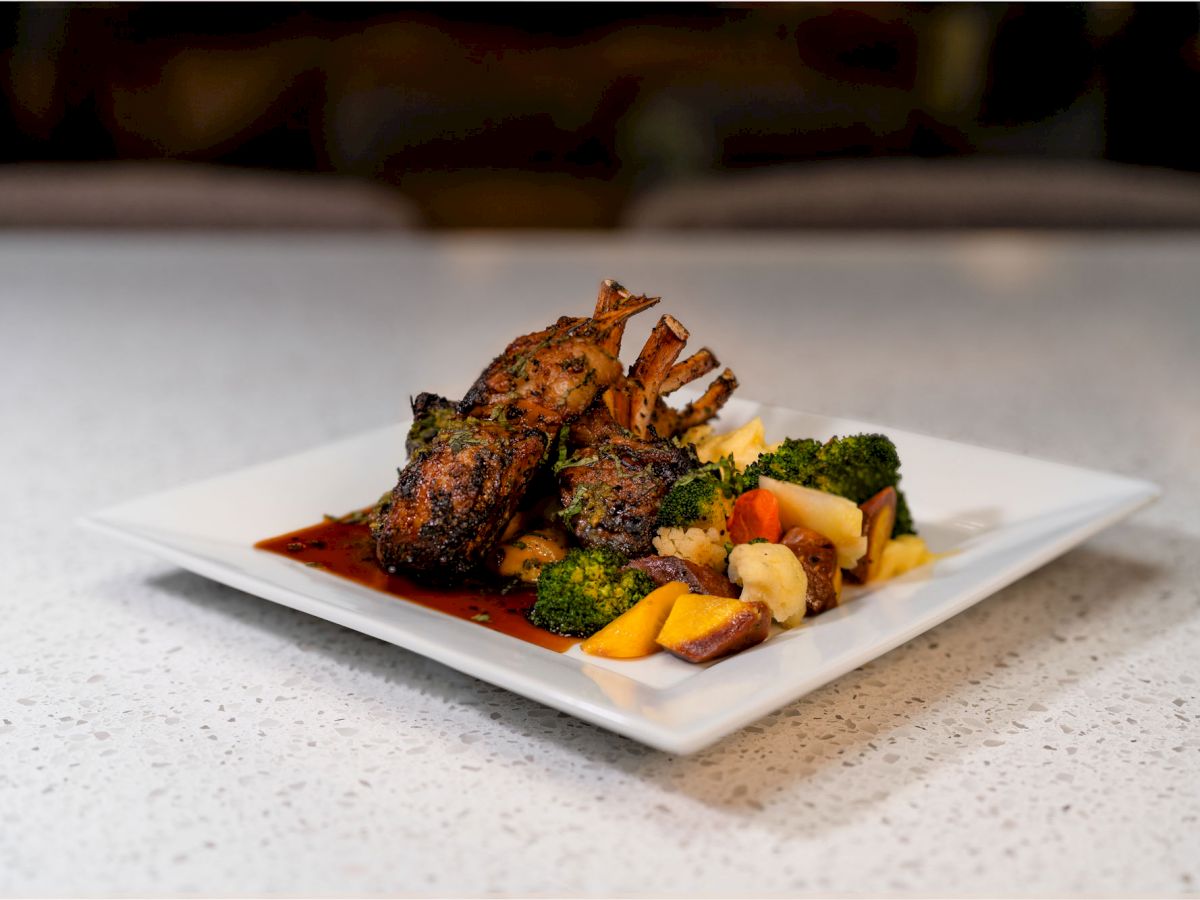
[
  {"xmin": 624, "ymin": 159, "xmax": 1200, "ymax": 229},
  {"xmin": 0, "ymin": 162, "xmax": 420, "ymax": 229}
]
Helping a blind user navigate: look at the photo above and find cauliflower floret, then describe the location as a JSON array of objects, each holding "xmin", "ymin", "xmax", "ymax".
[
  {"xmin": 683, "ymin": 416, "xmax": 779, "ymax": 471},
  {"xmin": 727, "ymin": 542, "xmax": 808, "ymax": 627},
  {"xmin": 652, "ymin": 526, "xmax": 729, "ymax": 571}
]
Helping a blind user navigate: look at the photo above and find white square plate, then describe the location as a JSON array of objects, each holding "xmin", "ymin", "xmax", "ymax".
[{"xmin": 80, "ymin": 398, "xmax": 1158, "ymax": 754}]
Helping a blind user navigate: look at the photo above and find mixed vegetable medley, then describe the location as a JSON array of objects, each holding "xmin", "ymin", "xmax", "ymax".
[{"xmin": 524, "ymin": 417, "xmax": 936, "ymax": 664}]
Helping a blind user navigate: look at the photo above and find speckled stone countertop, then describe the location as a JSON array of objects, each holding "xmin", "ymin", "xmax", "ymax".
[{"xmin": 2, "ymin": 233, "xmax": 1197, "ymax": 896}]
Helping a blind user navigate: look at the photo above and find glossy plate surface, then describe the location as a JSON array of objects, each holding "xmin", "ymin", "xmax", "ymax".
[{"xmin": 80, "ymin": 398, "xmax": 1158, "ymax": 754}]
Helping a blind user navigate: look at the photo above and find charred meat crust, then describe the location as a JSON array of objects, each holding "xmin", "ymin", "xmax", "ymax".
[
  {"xmin": 376, "ymin": 418, "xmax": 548, "ymax": 582},
  {"xmin": 380, "ymin": 300, "xmax": 663, "ymax": 584},
  {"xmin": 375, "ymin": 283, "xmax": 737, "ymax": 585}
]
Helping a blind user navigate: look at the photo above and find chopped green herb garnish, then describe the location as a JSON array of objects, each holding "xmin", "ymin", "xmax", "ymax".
[
  {"xmin": 551, "ymin": 436, "xmax": 598, "ymax": 475},
  {"xmin": 557, "ymin": 487, "xmax": 587, "ymax": 523},
  {"xmin": 554, "ymin": 453, "xmax": 598, "ymax": 474},
  {"xmin": 444, "ymin": 421, "xmax": 487, "ymax": 453}
]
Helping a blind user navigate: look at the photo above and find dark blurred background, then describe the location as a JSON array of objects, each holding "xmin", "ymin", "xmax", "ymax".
[{"xmin": 4, "ymin": 2, "xmax": 1200, "ymax": 229}]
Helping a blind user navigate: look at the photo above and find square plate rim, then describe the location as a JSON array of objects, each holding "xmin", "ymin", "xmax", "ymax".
[{"xmin": 78, "ymin": 400, "xmax": 1160, "ymax": 754}]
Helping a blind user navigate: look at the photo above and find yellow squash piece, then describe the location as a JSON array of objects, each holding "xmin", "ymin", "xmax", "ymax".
[
  {"xmin": 876, "ymin": 535, "xmax": 937, "ymax": 581},
  {"xmin": 683, "ymin": 416, "xmax": 776, "ymax": 470},
  {"xmin": 581, "ymin": 581, "xmax": 690, "ymax": 659}
]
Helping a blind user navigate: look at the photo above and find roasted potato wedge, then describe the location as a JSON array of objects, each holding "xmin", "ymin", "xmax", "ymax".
[
  {"xmin": 626, "ymin": 555, "xmax": 740, "ymax": 597},
  {"xmin": 656, "ymin": 593, "xmax": 771, "ymax": 663},
  {"xmin": 845, "ymin": 487, "xmax": 897, "ymax": 584},
  {"xmin": 493, "ymin": 528, "xmax": 569, "ymax": 583},
  {"xmin": 581, "ymin": 581, "xmax": 690, "ymax": 659},
  {"xmin": 780, "ymin": 525, "xmax": 841, "ymax": 615}
]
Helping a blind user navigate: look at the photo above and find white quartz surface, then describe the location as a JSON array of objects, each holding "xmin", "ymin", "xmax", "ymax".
[{"xmin": 1, "ymin": 233, "xmax": 1197, "ymax": 896}]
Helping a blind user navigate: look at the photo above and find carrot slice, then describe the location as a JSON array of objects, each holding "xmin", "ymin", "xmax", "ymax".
[{"xmin": 727, "ymin": 488, "xmax": 783, "ymax": 545}]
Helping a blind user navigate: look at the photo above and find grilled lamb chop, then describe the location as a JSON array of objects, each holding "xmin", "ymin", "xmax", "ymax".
[
  {"xmin": 554, "ymin": 288, "xmax": 738, "ymax": 557},
  {"xmin": 590, "ymin": 280, "xmax": 738, "ymax": 440},
  {"xmin": 557, "ymin": 421, "xmax": 697, "ymax": 558},
  {"xmin": 458, "ymin": 294, "xmax": 660, "ymax": 430},
  {"xmin": 376, "ymin": 289, "xmax": 660, "ymax": 582}
]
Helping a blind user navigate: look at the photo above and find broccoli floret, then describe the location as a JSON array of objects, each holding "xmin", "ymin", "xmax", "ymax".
[
  {"xmin": 529, "ymin": 547, "xmax": 655, "ymax": 637},
  {"xmin": 741, "ymin": 438, "xmax": 822, "ymax": 488},
  {"xmin": 657, "ymin": 456, "xmax": 742, "ymax": 530},
  {"xmin": 657, "ymin": 474, "xmax": 728, "ymax": 529},
  {"xmin": 892, "ymin": 493, "xmax": 914, "ymax": 535},
  {"xmin": 745, "ymin": 433, "xmax": 915, "ymax": 535}
]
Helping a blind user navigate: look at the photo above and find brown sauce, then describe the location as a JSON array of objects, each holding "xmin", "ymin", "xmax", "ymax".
[{"xmin": 254, "ymin": 516, "xmax": 576, "ymax": 653}]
